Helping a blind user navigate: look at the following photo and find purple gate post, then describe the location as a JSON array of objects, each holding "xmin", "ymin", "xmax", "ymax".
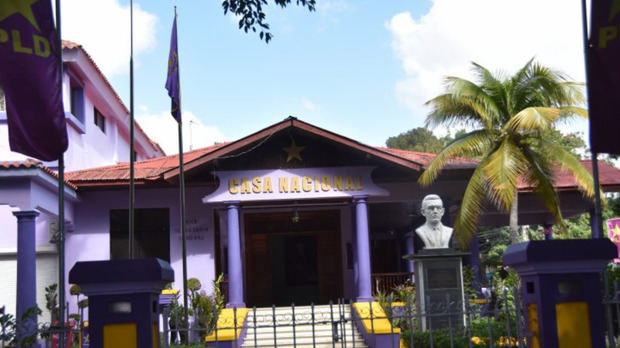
[
  {"xmin": 225, "ymin": 201, "xmax": 245, "ymax": 308},
  {"xmin": 354, "ymin": 195, "xmax": 372, "ymax": 302},
  {"xmin": 13, "ymin": 210, "xmax": 39, "ymax": 343}
]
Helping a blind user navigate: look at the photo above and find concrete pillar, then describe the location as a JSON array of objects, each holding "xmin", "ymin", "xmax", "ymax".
[
  {"xmin": 225, "ymin": 201, "xmax": 244, "ymax": 308},
  {"xmin": 13, "ymin": 210, "xmax": 39, "ymax": 343},
  {"xmin": 353, "ymin": 195, "xmax": 372, "ymax": 302}
]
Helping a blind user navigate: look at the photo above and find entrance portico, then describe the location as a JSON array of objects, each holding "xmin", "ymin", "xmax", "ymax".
[{"xmin": 203, "ymin": 167, "xmax": 388, "ymax": 307}]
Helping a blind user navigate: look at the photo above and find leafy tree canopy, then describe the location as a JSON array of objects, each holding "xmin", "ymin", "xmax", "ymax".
[
  {"xmin": 386, "ymin": 128, "xmax": 444, "ymax": 154},
  {"xmin": 222, "ymin": 0, "xmax": 316, "ymax": 43}
]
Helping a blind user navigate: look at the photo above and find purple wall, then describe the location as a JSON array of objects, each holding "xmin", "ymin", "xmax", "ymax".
[{"xmin": 67, "ymin": 187, "xmax": 217, "ymax": 311}]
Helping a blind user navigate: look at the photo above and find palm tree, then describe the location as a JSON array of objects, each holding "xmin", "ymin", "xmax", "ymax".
[{"xmin": 419, "ymin": 59, "xmax": 594, "ymax": 246}]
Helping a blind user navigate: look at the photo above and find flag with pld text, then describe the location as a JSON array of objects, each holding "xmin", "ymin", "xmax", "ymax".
[
  {"xmin": 0, "ymin": 0, "xmax": 68, "ymax": 161},
  {"xmin": 588, "ymin": 0, "xmax": 620, "ymax": 154},
  {"xmin": 607, "ymin": 218, "xmax": 620, "ymax": 263},
  {"xmin": 165, "ymin": 14, "xmax": 181, "ymax": 122}
]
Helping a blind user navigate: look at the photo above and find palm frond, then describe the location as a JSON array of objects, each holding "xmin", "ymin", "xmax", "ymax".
[
  {"xmin": 521, "ymin": 147, "xmax": 566, "ymax": 231},
  {"xmin": 453, "ymin": 159, "xmax": 490, "ymax": 248},
  {"xmin": 554, "ymin": 106, "xmax": 588, "ymax": 122},
  {"xmin": 426, "ymin": 76, "xmax": 502, "ymax": 131},
  {"xmin": 418, "ymin": 130, "xmax": 491, "ymax": 187},
  {"xmin": 470, "ymin": 62, "xmax": 508, "ymax": 115},
  {"xmin": 425, "ymin": 94, "xmax": 487, "ymax": 129},
  {"xmin": 539, "ymin": 139, "xmax": 596, "ymax": 199},
  {"xmin": 482, "ymin": 139, "xmax": 527, "ymax": 210},
  {"xmin": 504, "ymin": 107, "xmax": 560, "ymax": 133}
]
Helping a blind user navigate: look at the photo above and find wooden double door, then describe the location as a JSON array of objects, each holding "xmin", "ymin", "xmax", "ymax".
[{"xmin": 244, "ymin": 210, "xmax": 343, "ymax": 306}]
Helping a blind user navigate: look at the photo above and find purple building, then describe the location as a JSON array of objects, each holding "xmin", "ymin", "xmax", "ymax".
[
  {"xmin": 0, "ymin": 41, "xmax": 164, "ymax": 319},
  {"xmin": 64, "ymin": 117, "xmax": 620, "ymax": 309}
]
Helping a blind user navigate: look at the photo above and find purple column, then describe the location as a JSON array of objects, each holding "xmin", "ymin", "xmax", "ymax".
[
  {"xmin": 225, "ymin": 201, "xmax": 245, "ymax": 308},
  {"xmin": 404, "ymin": 232, "xmax": 415, "ymax": 274},
  {"xmin": 354, "ymin": 195, "xmax": 372, "ymax": 302},
  {"xmin": 13, "ymin": 210, "xmax": 39, "ymax": 341}
]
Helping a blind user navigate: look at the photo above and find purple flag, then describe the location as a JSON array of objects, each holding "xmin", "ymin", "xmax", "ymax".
[
  {"xmin": 0, "ymin": 0, "xmax": 68, "ymax": 161},
  {"xmin": 165, "ymin": 15, "xmax": 181, "ymax": 122},
  {"xmin": 588, "ymin": 0, "xmax": 620, "ymax": 154},
  {"xmin": 607, "ymin": 218, "xmax": 620, "ymax": 263}
]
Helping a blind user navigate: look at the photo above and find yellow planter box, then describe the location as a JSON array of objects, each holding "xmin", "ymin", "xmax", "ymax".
[
  {"xmin": 205, "ymin": 308, "xmax": 249, "ymax": 342},
  {"xmin": 352, "ymin": 302, "xmax": 401, "ymax": 334}
]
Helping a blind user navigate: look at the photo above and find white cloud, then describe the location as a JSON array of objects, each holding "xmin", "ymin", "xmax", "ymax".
[
  {"xmin": 301, "ymin": 98, "xmax": 317, "ymax": 111},
  {"xmin": 317, "ymin": 0, "xmax": 352, "ymax": 15},
  {"xmin": 136, "ymin": 110, "xmax": 228, "ymax": 155},
  {"xmin": 387, "ymin": 0, "xmax": 586, "ymax": 124},
  {"xmin": 60, "ymin": 0, "xmax": 158, "ymax": 76}
]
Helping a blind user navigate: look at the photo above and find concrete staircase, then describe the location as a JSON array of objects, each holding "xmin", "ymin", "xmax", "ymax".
[{"xmin": 241, "ymin": 304, "xmax": 368, "ymax": 347}]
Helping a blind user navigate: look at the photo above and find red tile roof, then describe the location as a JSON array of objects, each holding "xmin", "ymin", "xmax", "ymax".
[
  {"xmin": 66, "ymin": 143, "xmax": 226, "ymax": 185},
  {"xmin": 376, "ymin": 147, "xmax": 478, "ymax": 168},
  {"xmin": 0, "ymin": 159, "xmax": 78, "ymax": 190},
  {"xmin": 63, "ymin": 117, "xmax": 620, "ymax": 193},
  {"xmin": 66, "ymin": 141, "xmax": 620, "ymax": 193},
  {"xmin": 516, "ymin": 159, "xmax": 620, "ymax": 192}
]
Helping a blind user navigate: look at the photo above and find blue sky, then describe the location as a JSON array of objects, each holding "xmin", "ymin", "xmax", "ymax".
[{"xmin": 60, "ymin": 0, "xmax": 588, "ymax": 154}]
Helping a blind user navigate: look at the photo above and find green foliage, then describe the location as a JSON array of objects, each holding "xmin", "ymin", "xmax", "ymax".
[
  {"xmin": 187, "ymin": 278, "xmax": 202, "ymax": 293},
  {"xmin": 192, "ymin": 292, "xmax": 218, "ymax": 342},
  {"xmin": 462, "ymin": 266, "xmax": 479, "ymax": 299},
  {"xmin": 386, "ymin": 127, "xmax": 469, "ymax": 154},
  {"xmin": 78, "ymin": 299, "xmax": 89, "ymax": 309},
  {"xmin": 69, "ymin": 284, "xmax": 81, "ymax": 296},
  {"xmin": 419, "ymin": 59, "xmax": 592, "ymax": 247},
  {"xmin": 484, "ymin": 244, "xmax": 507, "ymax": 268},
  {"xmin": 401, "ymin": 329, "xmax": 470, "ymax": 348},
  {"xmin": 44, "ymin": 283, "xmax": 59, "ymax": 323},
  {"xmin": 386, "ymin": 127, "xmax": 445, "ymax": 154},
  {"xmin": 0, "ymin": 311, "xmax": 15, "ymax": 343},
  {"xmin": 168, "ymin": 275, "xmax": 226, "ymax": 345},
  {"xmin": 168, "ymin": 293, "xmax": 188, "ymax": 344},
  {"xmin": 212, "ymin": 274, "xmax": 225, "ymax": 310},
  {"xmin": 222, "ymin": 0, "xmax": 316, "ymax": 43},
  {"xmin": 0, "ymin": 305, "xmax": 42, "ymax": 347}
]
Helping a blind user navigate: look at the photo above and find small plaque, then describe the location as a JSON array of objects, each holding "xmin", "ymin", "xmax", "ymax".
[
  {"xmin": 558, "ymin": 280, "xmax": 584, "ymax": 296},
  {"xmin": 427, "ymin": 268, "xmax": 458, "ymax": 289},
  {"xmin": 108, "ymin": 301, "xmax": 132, "ymax": 313}
]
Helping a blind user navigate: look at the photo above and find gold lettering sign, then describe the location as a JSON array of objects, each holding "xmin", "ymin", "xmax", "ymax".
[
  {"xmin": 279, "ymin": 177, "xmax": 289, "ymax": 193},
  {"xmin": 227, "ymin": 174, "xmax": 366, "ymax": 195},
  {"xmin": 228, "ymin": 178, "xmax": 239, "ymax": 194},
  {"xmin": 240, "ymin": 178, "xmax": 251, "ymax": 194},
  {"xmin": 263, "ymin": 177, "xmax": 273, "ymax": 193},
  {"xmin": 252, "ymin": 177, "xmax": 261, "ymax": 193}
]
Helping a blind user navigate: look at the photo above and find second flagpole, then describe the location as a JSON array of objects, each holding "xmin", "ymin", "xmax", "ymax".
[{"xmin": 175, "ymin": 9, "xmax": 190, "ymax": 333}]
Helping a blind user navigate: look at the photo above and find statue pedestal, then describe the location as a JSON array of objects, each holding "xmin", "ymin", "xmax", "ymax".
[{"xmin": 405, "ymin": 248, "xmax": 469, "ymax": 330}]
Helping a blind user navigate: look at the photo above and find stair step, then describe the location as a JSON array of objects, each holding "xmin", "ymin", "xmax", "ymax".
[
  {"xmin": 240, "ymin": 335, "xmax": 366, "ymax": 347},
  {"xmin": 236, "ymin": 305, "xmax": 368, "ymax": 348}
]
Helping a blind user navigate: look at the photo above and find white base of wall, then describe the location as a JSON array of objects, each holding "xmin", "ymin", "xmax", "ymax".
[{"xmin": 0, "ymin": 253, "xmax": 58, "ymax": 322}]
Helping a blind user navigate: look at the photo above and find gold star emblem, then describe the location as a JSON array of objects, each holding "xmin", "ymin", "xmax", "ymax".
[
  {"xmin": 282, "ymin": 139, "xmax": 305, "ymax": 163},
  {"xmin": 0, "ymin": 0, "xmax": 40, "ymax": 31},
  {"xmin": 611, "ymin": 224, "xmax": 620, "ymax": 242}
]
